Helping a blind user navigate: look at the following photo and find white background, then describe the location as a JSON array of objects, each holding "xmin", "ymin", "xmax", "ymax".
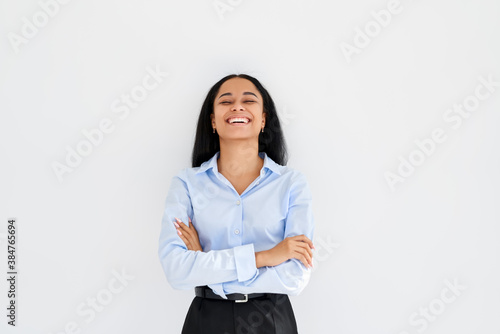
[{"xmin": 1, "ymin": 0, "xmax": 499, "ymax": 333}]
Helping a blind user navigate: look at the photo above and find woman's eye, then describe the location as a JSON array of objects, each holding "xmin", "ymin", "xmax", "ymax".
[{"xmin": 220, "ymin": 100, "xmax": 255, "ymax": 104}]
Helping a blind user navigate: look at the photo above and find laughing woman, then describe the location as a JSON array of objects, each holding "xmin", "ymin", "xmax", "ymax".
[{"xmin": 158, "ymin": 74, "xmax": 315, "ymax": 334}]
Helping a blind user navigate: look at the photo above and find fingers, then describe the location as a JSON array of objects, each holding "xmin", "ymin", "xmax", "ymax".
[
  {"xmin": 295, "ymin": 242, "xmax": 313, "ymax": 265},
  {"xmin": 174, "ymin": 217, "xmax": 203, "ymax": 252},
  {"xmin": 285, "ymin": 236, "xmax": 313, "ymax": 268},
  {"xmin": 175, "ymin": 217, "xmax": 198, "ymax": 235},
  {"xmin": 174, "ymin": 218, "xmax": 195, "ymax": 244},
  {"xmin": 175, "ymin": 228, "xmax": 191, "ymax": 248},
  {"xmin": 175, "ymin": 219, "xmax": 194, "ymax": 237},
  {"xmin": 187, "ymin": 217, "xmax": 199, "ymax": 237},
  {"xmin": 181, "ymin": 227, "xmax": 198, "ymax": 245},
  {"xmin": 293, "ymin": 243, "xmax": 313, "ymax": 268},
  {"xmin": 293, "ymin": 249, "xmax": 312, "ymax": 268},
  {"xmin": 291, "ymin": 234, "xmax": 315, "ymax": 250}
]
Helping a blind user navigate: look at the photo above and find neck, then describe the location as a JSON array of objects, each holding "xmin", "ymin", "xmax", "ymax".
[{"xmin": 217, "ymin": 139, "xmax": 263, "ymax": 177}]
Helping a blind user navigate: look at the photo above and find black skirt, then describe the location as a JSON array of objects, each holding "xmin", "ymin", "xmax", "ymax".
[{"xmin": 181, "ymin": 293, "xmax": 298, "ymax": 334}]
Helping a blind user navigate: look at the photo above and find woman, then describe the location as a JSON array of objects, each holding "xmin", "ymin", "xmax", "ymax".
[{"xmin": 158, "ymin": 74, "xmax": 315, "ymax": 334}]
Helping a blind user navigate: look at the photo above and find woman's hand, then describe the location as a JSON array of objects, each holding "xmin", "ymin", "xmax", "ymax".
[
  {"xmin": 173, "ymin": 217, "xmax": 203, "ymax": 252},
  {"xmin": 256, "ymin": 235, "xmax": 314, "ymax": 269}
]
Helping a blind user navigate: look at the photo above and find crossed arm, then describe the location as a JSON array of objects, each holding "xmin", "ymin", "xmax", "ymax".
[
  {"xmin": 158, "ymin": 171, "xmax": 315, "ymax": 296},
  {"xmin": 173, "ymin": 216, "xmax": 315, "ymax": 269}
]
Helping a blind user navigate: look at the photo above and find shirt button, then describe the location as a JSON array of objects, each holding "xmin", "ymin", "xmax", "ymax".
[
  {"xmin": 234, "ymin": 229, "xmax": 240, "ymax": 235},
  {"xmin": 236, "ymin": 200, "xmax": 240, "ymax": 205}
]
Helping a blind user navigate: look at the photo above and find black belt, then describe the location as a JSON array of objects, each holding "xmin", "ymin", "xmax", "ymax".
[{"xmin": 195, "ymin": 286, "xmax": 266, "ymax": 303}]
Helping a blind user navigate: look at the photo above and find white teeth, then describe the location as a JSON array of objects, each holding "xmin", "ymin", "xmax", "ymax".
[{"xmin": 228, "ymin": 117, "xmax": 250, "ymax": 124}]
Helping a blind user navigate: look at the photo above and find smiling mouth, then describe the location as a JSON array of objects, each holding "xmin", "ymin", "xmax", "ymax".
[
  {"xmin": 226, "ymin": 117, "xmax": 251, "ymax": 125},
  {"xmin": 227, "ymin": 122, "xmax": 250, "ymax": 126}
]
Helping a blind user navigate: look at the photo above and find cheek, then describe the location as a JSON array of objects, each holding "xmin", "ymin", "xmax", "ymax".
[{"xmin": 212, "ymin": 108, "xmax": 224, "ymax": 122}]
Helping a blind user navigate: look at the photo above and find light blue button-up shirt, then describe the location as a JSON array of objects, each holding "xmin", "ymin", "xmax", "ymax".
[{"xmin": 158, "ymin": 150, "xmax": 315, "ymax": 299}]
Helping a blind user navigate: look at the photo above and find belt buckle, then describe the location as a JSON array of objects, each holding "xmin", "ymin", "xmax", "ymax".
[{"xmin": 235, "ymin": 294, "xmax": 248, "ymax": 303}]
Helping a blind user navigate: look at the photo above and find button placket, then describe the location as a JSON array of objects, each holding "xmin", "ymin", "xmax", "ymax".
[{"xmin": 235, "ymin": 197, "xmax": 242, "ymax": 237}]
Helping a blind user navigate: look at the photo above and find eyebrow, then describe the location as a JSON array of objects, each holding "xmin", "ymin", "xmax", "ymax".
[{"xmin": 217, "ymin": 92, "xmax": 258, "ymax": 100}]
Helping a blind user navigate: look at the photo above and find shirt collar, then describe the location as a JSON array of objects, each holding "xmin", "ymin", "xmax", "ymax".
[{"xmin": 195, "ymin": 151, "xmax": 282, "ymax": 176}]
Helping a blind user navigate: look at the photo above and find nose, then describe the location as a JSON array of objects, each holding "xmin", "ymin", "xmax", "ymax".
[{"xmin": 231, "ymin": 103, "xmax": 245, "ymax": 111}]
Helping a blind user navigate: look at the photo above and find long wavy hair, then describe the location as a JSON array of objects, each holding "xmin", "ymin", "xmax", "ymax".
[{"xmin": 191, "ymin": 74, "xmax": 288, "ymax": 167}]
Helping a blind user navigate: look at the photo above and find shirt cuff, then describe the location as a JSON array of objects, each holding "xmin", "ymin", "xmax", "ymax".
[{"xmin": 233, "ymin": 244, "xmax": 258, "ymax": 282}]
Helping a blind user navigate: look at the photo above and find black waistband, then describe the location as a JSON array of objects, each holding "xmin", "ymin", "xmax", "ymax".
[{"xmin": 195, "ymin": 286, "xmax": 267, "ymax": 302}]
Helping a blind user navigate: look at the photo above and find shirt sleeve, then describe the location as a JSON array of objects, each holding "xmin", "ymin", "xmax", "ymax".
[
  {"xmin": 158, "ymin": 171, "xmax": 258, "ymax": 294},
  {"xmin": 222, "ymin": 170, "xmax": 315, "ymax": 296}
]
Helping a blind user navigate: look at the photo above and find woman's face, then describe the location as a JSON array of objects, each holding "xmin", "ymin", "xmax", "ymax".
[{"xmin": 211, "ymin": 77, "xmax": 266, "ymax": 141}]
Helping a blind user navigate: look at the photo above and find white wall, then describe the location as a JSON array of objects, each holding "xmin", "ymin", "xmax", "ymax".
[{"xmin": 1, "ymin": 0, "xmax": 499, "ymax": 333}]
